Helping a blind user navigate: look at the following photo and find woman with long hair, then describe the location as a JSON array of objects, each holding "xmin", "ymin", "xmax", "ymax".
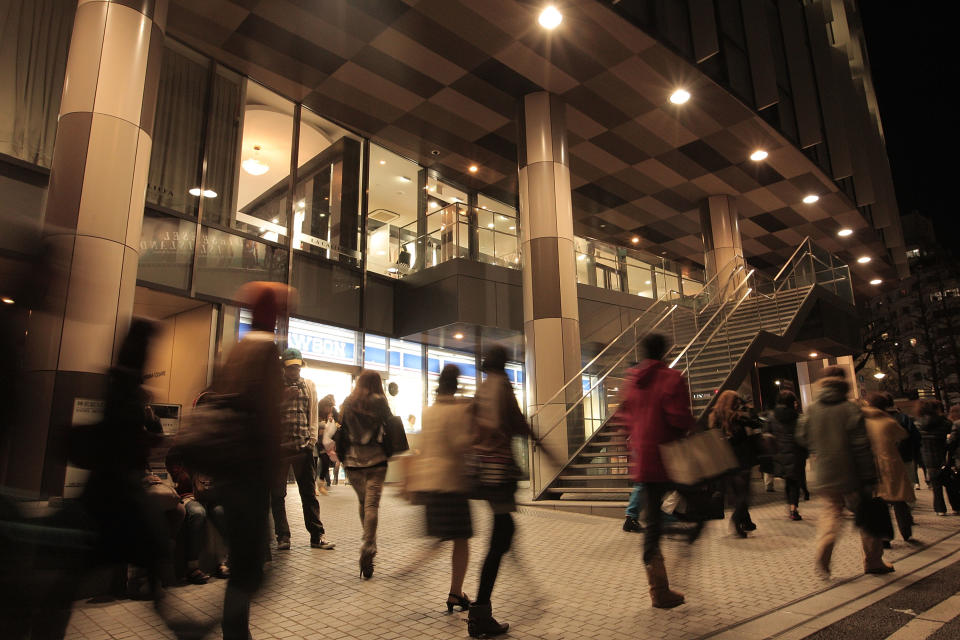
[
  {"xmin": 340, "ymin": 370, "xmax": 395, "ymax": 578},
  {"xmin": 316, "ymin": 395, "xmax": 339, "ymax": 494},
  {"xmin": 710, "ymin": 390, "xmax": 758, "ymax": 537},
  {"xmin": 407, "ymin": 364, "xmax": 475, "ymax": 613}
]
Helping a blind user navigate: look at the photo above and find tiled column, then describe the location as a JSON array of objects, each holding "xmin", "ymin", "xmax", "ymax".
[
  {"xmin": 700, "ymin": 195, "xmax": 745, "ymax": 298},
  {"xmin": 518, "ymin": 92, "xmax": 582, "ymax": 493},
  {"xmin": 8, "ymin": 0, "xmax": 168, "ymax": 496}
]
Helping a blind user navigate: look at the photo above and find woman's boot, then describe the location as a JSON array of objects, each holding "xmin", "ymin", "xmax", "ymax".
[
  {"xmin": 644, "ymin": 553, "xmax": 685, "ymax": 608},
  {"xmin": 467, "ymin": 602, "xmax": 508, "ymax": 638}
]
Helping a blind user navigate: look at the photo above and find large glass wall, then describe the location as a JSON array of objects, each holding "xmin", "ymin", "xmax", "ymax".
[{"xmin": 575, "ymin": 236, "xmax": 703, "ymax": 299}]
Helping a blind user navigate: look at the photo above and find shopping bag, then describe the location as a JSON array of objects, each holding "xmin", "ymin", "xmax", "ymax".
[{"xmin": 660, "ymin": 428, "xmax": 739, "ymax": 486}]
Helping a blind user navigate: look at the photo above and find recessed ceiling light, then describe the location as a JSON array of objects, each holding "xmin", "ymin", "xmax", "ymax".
[
  {"xmin": 1, "ymin": 297, "xmax": 14, "ymax": 305},
  {"xmin": 297, "ymin": 200, "xmax": 306, "ymax": 208},
  {"xmin": 453, "ymin": 332, "xmax": 464, "ymax": 340},
  {"xmin": 188, "ymin": 187, "xmax": 201, "ymax": 196},
  {"xmin": 631, "ymin": 236, "xmax": 640, "ymax": 244},
  {"xmin": 809, "ymin": 352, "xmax": 819, "ymax": 358},
  {"xmin": 870, "ymin": 279, "xmax": 882, "ymax": 285},
  {"xmin": 271, "ymin": 218, "xmax": 279, "ymax": 224},
  {"xmin": 379, "ymin": 160, "xmax": 386, "ymax": 165},
  {"xmin": 202, "ymin": 189, "xmax": 217, "ymax": 198},
  {"xmin": 487, "ymin": 223, "xmax": 495, "ymax": 228},
  {"xmin": 669, "ymin": 89, "xmax": 691, "ymax": 105},
  {"xmin": 802, "ymin": 194, "xmax": 820, "ymax": 204},
  {"xmin": 750, "ymin": 149, "xmax": 768, "ymax": 162},
  {"xmin": 837, "ymin": 228, "xmax": 853, "ymax": 237},
  {"xmin": 538, "ymin": 5, "xmax": 562, "ymax": 29},
  {"xmin": 469, "ymin": 165, "xmax": 478, "ymax": 173},
  {"xmin": 387, "ymin": 267, "xmax": 398, "ymax": 274},
  {"xmin": 645, "ymin": 280, "xmax": 651, "ymax": 285},
  {"xmin": 509, "ymin": 226, "xmax": 516, "ymax": 230},
  {"xmin": 873, "ymin": 372, "xmax": 886, "ymax": 380},
  {"xmin": 857, "ymin": 256, "xmax": 871, "ymax": 264},
  {"xmin": 577, "ymin": 254, "xmax": 586, "ymax": 261}
]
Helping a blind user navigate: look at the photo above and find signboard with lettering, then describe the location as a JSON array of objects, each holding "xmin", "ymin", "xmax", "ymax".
[{"xmin": 63, "ymin": 398, "xmax": 105, "ymax": 498}]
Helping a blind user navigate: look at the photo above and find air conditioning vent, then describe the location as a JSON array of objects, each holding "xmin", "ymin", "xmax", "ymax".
[{"xmin": 369, "ymin": 209, "xmax": 400, "ymax": 224}]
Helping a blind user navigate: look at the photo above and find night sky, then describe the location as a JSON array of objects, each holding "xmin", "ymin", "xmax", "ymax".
[{"xmin": 859, "ymin": 5, "xmax": 954, "ymax": 240}]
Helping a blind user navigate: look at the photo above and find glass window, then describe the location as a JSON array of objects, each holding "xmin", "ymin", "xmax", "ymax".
[
  {"xmin": 625, "ymin": 256, "xmax": 654, "ymax": 298},
  {"xmin": 427, "ymin": 347, "xmax": 477, "ymax": 405},
  {"xmin": 287, "ymin": 317, "xmax": 357, "ymax": 366},
  {"xmin": 202, "ymin": 66, "xmax": 243, "ymax": 228},
  {"xmin": 655, "ymin": 269, "xmax": 680, "ymax": 299},
  {"xmin": 367, "ymin": 145, "xmax": 420, "ymax": 276},
  {"xmin": 194, "ymin": 226, "xmax": 287, "ymax": 299},
  {"xmin": 477, "ymin": 195, "xmax": 520, "ymax": 267},
  {"xmin": 386, "ymin": 370, "xmax": 423, "ymax": 434},
  {"xmin": 294, "ymin": 107, "xmax": 362, "ymax": 265},
  {"xmin": 137, "ymin": 210, "xmax": 196, "ymax": 290},
  {"xmin": 291, "ymin": 253, "xmax": 360, "ymax": 328},
  {"xmin": 364, "ymin": 334, "xmax": 388, "ymax": 371},
  {"xmin": 146, "ymin": 41, "xmax": 209, "ymax": 216}
]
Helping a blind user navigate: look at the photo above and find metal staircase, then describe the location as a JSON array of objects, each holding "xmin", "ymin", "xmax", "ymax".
[{"xmin": 529, "ymin": 238, "xmax": 854, "ymax": 501}]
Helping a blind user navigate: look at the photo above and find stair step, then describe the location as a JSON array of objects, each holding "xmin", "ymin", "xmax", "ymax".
[
  {"xmin": 544, "ymin": 487, "xmax": 633, "ymax": 494},
  {"xmin": 558, "ymin": 474, "xmax": 633, "ymax": 482},
  {"xmin": 569, "ymin": 462, "xmax": 631, "ymax": 469}
]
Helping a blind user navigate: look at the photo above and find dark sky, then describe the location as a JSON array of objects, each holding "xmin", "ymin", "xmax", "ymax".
[{"xmin": 859, "ymin": 5, "xmax": 953, "ymax": 238}]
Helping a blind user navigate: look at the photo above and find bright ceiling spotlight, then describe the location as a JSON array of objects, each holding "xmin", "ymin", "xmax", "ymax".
[
  {"xmin": 774, "ymin": 380, "xmax": 781, "ymax": 386},
  {"xmin": 809, "ymin": 352, "xmax": 819, "ymax": 358},
  {"xmin": 453, "ymin": 332, "xmax": 464, "ymax": 340},
  {"xmin": 857, "ymin": 256, "xmax": 872, "ymax": 264},
  {"xmin": 487, "ymin": 223, "xmax": 495, "ymax": 228},
  {"xmin": 669, "ymin": 88, "xmax": 691, "ymax": 105},
  {"xmin": 468, "ymin": 165, "xmax": 478, "ymax": 173},
  {"xmin": 870, "ymin": 278, "xmax": 882, "ymax": 285},
  {"xmin": 379, "ymin": 160, "xmax": 386, "ymax": 165},
  {"xmin": 242, "ymin": 146, "xmax": 269, "ymax": 176},
  {"xmin": 802, "ymin": 194, "xmax": 820, "ymax": 204},
  {"xmin": 631, "ymin": 236, "xmax": 640, "ymax": 244},
  {"xmin": 837, "ymin": 228, "xmax": 853, "ymax": 237},
  {"xmin": 1, "ymin": 297, "xmax": 14, "ymax": 305},
  {"xmin": 577, "ymin": 254, "xmax": 586, "ymax": 261},
  {"xmin": 538, "ymin": 5, "xmax": 562, "ymax": 29},
  {"xmin": 874, "ymin": 372, "xmax": 886, "ymax": 380},
  {"xmin": 188, "ymin": 187, "xmax": 202, "ymax": 196},
  {"xmin": 202, "ymin": 189, "xmax": 217, "ymax": 198},
  {"xmin": 750, "ymin": 149, "xmax": 768, "ymax": 162}
]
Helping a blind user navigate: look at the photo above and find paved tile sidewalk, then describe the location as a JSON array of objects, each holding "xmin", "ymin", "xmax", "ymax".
[{"xmin": 66, "ymin": 483, "xmax": 960, "ymax": 640}]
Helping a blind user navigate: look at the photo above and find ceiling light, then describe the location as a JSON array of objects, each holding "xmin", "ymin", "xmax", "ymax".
[
  {"xmin": 398, "ymin": 176, "xmax": 412, "ymax": 183},
  {"xmin": 857, "ymin": 256, "xmax": 871, "ymax": 264},
  {"xmin": 509, "ymin": 226, "xmax": 516, "ymax": 230},
  {"xmin": 271, "ymin": 218, "xmax": 279, "ymax": 224},
  {"xmin": 428, "ymin": 201, "xmax": 438, "ymax": 209},
  {"xmin": 645, "ymin": 280, "xmax": 652, "ymax": 285},
  {"xmin": 809, "ymin": 352, "xmax": 819, "ymax": 358},
  {"xmin": 1, "ymin": 297, "xmax": 14, "ymax": 305},
  {"xmin": 631, "ymin": 236, "xmax": 640, "ymax": 244},
  {"xmin": 669, "ymin": 89, "xmax": 691, "ymax": 105},
  {"xmin": 577, "ymin": 254, "xmax": 586, "ymax": 261},
  {"xmin": 774, "ymin": 380, "xmax": 781, "ymax": 386},
  {"xmin": 242, "ymin": 146, "xmax": 269, "ymax": 176},
  {"xmin": 874, "ymin": 372, "xmax": 886, "ymax": 380},
  {"xmin": 469, "ymin": 165, "xmax": 478, "ymax": 173},
  {"xmin": 202, "ymin": 189, "xmax": 217, "ymax": 198},
  {"xmin": 487, "ymin": 223, "xmax": 495, "ymax": 228},
  {"xmin": 379, "ymin": 160, "xmax": 386, "ymax": 165},
  {"xmin": 538, "ymin": 5, "xmax": 562, "ymax": 29},
  {"xmin": 387, "ymin": 267, "xmax": 398, "ymax": 274},
  {"xmin": 188, "ymin": 187, "xmax": 202, "ymax": 196},
  {"xmin": 870, "ymin": 278, "xmax": 882, "ymax": 285},
  {"xmin": 453, "ymin": 332, "xmax": 464, "ymax": 340},
  {"xmin": 750, "ymin": 149, "xmax": 768, "ymax": 162},
  {"xmin": 429, "ymin": 186, "xmax": 436, "ymax": 192},
  {"xmin": 802, "ymin": 194, "xmax": 820, "ymax": 204},
  {"xmin": 297, "ymin": 200, "xmax": 306, "ymax": 208},
  {"xmin": 838, "ymin": 228, "xmax": 853, "ymax": 237}
]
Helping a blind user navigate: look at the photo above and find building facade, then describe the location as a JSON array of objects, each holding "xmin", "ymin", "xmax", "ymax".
[{"xmin": 0, "ymin": 0, "xmax": 903, "ymax": 498}]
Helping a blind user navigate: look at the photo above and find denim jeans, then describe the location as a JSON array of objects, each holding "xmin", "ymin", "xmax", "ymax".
[
  {"xmin": 271, "ymin": 447, "xmax": 324, "ymax": 541},
  {"xmin": 626, "ymin": 483, "xmax": 644, "ymax": 519}
]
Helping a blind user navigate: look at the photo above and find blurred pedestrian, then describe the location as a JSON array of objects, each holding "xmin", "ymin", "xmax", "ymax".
[
  {"xmin": 889, "ymin": 396, "xmax": 922, "ymax": 490},
  {"xmin": 316, "ymin": 395, "xmax": 339, "ymax": 495},
  {"xmin": 623, "ymin": 484, "xmax": 645, "ymax": 532},
  {"xmin": 916, "ymin": 399, "xmax": 960, "ymax": 515},
  {"xmin": 796, "ymin": 366, "xmax": 891, "ymax": 576},
  {"xmin": 407, "ymin": 364, "xmax": 475, "ymax": 613},
  {"xmin": 271, "ymin": 349, "xmax": 334, "ymax": 550},
  {"xmin": 620, "ymin": 333, "xmax": 694, "ymax": 608},
  {"xmin": 863, "ymin": 393, "xmax": 916, "ymax": 543},
  {"xmin": 210, "ymin": 282, "xmax": 286, "ymax": 640},
  {"xmin": 468, "ymin": 345, "xmax": 545, "ymax": 636},
  {"xmin": 340, "ymin": 370, "xmax": 395, "ymax": 579},
  {"xmin": 767, "ymin": 391, "xmax": 806, "ymax": 521},
  {"xmin": 710, "ymin": 391, "xmax": 758, "ymax": 537}
]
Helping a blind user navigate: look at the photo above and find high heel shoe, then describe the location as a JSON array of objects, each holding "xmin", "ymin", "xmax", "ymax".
[{"xmin": 446, "ymin": 592, "xmax": 471, "ymax": 613}]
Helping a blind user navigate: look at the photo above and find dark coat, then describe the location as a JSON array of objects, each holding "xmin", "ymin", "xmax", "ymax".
[
  {"xmin": 892, "ymin": 410, "xmax": 921, "ymax": 463},
  {"xmin": 622, "ymin": 360, "xmax": 695, "ymax": 483},
  {"xmin": 767, "ymin": 406, "xmax": 806, "ymax": 480},
  {"xmin": 917, "ymin": 414, "xmax": 953, "ymax": 469}
]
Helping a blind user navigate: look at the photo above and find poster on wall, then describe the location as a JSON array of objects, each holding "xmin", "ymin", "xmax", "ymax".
[
  {"xmin": 149, "ymin": 403, "xmax": 182, "ymax": 435},
  {"xmin": 63, "ymin": 397, "xmax": 105, "ymax": 499}
]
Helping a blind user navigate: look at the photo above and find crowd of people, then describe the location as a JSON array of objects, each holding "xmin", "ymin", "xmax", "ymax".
[{"xmin": 4, "ymin": 278, "xmax": 960, "ymax": 639}]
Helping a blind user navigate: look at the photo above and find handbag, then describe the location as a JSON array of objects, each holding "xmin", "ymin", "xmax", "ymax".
[
  {"xmin": 174, "ymin": 393, "xmax": 257, "ymax": 477},
  {"xmin": 465, "ymin": 451, "xmax": 522, "ymax": 494},
  {"xmin": 381, "ymin": 415, "xmax": 409, "ymax": 458},
  {"xmin": 660, "ymin": 428, "xmax": 739, "ymax": 486},
  {"xmin": 854, "ymin": 493, "xmax": 894, "ymax": 540}
]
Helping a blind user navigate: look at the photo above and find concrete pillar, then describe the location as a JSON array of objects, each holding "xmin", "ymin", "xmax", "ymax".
[
  {"xmin": 6, "ymin": 0, "xmax": 168, "ymax": 496},
  {"xmin": 517, "ymin": 92, "xmax": 582, "ymax": 493},
  {"xmin": 700, "ymin": 195, "xmax": 744, "ymax": 298}
]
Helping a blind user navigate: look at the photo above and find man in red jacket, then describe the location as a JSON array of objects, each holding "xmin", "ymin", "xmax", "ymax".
[{"xmin": 620, "ymin": 333, "xmax": 695, "ymax": 608}]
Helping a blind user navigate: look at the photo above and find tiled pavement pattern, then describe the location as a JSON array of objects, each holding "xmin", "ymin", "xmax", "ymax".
[
  {"xmin": 67, "ymin": 481, "xmax": 960, "ymax": 640},
  {"xmin": 165, "ymin": 0, "xmax": 896, "ymax": 280}
]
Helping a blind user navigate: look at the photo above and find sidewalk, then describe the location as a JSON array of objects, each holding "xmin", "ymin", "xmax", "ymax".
[{"xmin": 66, "ymin": 483, "xmax": 960, "ymax": 640}]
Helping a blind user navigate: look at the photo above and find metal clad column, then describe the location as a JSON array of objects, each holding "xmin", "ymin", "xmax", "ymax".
[
  {"xmin": 11, "ymin": 0, "xmax": 168, "ymax": 496},
  {"xmin": 518, "ymin": 92, "xmax": 581, "ymax": 492},
  {"xmin": 700, "ymin": 195, "xmax": 744, "ymax": 299}
]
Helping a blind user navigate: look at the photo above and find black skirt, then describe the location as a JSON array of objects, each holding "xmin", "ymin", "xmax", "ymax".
[{"xmin": 424, "ymin": 492, "xmax": 473, "ymax": 540}]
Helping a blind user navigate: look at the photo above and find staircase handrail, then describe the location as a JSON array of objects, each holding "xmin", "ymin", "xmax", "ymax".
[
  {"xmin": 668, "ymin": 267, "xmax": 756, "ymax": 369},
  {"xmin": 676, "ymin": 285, "xmax": 754, "ymax": 379},
  {"xmin": 773, "ymin": 237, "xmax": 812, "ymax": 282},
  {"xmin": 530, "ymin": 305, "xmax": 678, "ymax": 497}
]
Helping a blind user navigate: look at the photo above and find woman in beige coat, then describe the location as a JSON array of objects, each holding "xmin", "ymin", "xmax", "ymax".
[
  {"xmin": 407, "ymin": 364, "xmax": 475, "ymax": 613},
  {"xmin": 864, "ymin": 393, "xmax": 916, "ymax": 543}
]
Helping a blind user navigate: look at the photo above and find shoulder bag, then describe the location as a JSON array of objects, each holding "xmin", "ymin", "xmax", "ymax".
[{"xmin": 660, "ymin": 428, "xmax": 739, "ymax": 486}]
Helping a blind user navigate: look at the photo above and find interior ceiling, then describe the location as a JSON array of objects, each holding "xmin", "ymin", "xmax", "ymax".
[
  {"xmin": 133, "ymin": 286, "xmax": 209, "ymax": 320},
  {"xmin": 168, "ymin": 0, "xmax": 895, "ymax": 287}
]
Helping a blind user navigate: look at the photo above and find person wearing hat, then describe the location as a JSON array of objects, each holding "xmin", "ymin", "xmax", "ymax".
[{"xmin": 271, "ymin": 348, "xmax": 335, "ymax": 550}]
